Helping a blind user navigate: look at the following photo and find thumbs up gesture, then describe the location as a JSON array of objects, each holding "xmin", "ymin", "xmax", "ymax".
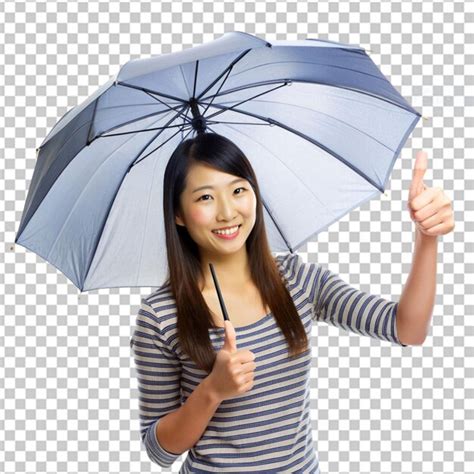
[
  {"xmin": 407, "ymin": 150, "xmax": 455, "ymax": 237},
  {"xmin": 207, "ymin": 320, "xmax": 257, "ymax": 402}
]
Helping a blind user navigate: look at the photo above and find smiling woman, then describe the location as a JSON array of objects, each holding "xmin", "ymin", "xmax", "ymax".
[{"xmin": 161, "ymin": 132, "xmax": 308, "ymax": 371}]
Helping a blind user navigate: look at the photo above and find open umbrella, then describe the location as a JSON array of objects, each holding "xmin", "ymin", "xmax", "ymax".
[{"xmin": 15, "ymin": 31, "xmax": 421, "ymax": 292}]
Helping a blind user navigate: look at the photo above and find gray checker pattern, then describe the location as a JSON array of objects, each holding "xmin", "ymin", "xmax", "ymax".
[{"xmin": 1, "ymin": 1, "xmax": 472, "ymax": 473}]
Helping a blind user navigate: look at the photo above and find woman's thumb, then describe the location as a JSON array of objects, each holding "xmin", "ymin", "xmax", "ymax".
[{"xmin": 222, "ymin": 320, "xmax": 237, "ymax": 353}]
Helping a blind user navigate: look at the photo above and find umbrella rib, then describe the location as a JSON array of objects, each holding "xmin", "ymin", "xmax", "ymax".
[
  {"xmin": 201, "ymin": 66, "xmax": 234, "ymax": 118},
  {"xmin": 135, "ymin": 123, "xmax": 193, "ymax": 164},
  {"xmin": 128, "ymin": 104, "xmax": 190, "ymax": 171},
  {"xmin": 206, "ymin": 120, "xmax": 271, "ymax": 126},
  {"xmin": 200, "ymin": 78, "xmax": 420, "ymax": 116},
  {"xmin": 86, "ymin": 96, "xmax": 99, "ymax": 145},
  {"xmin": 116, "ymin": 81, "xmax": 189, "ymax": 104},
  {"xmin": 215, "ymin": 60, "xmax": 383, "ymax": 85},
  {"xmin": 143, "ymin": 89, "xmax": 193, "ymax": 121},
  {"xmin": 204, "ymin": 81, "xmax": 289, "ymax": 122},
  {"xmin": 201, "ymin": 102, "xmax": 385, "ymax": 193},
  {"xmin": 192, "ymin": 60, "xmax": 199, "ymax": 98},
  {"xmin": 181, "ymin": 103, "xmax": 192, "ymax": 140},
  {"xmin": 101, "ymin": 121, "xmax": 190, "ymax": 138},
  {"xmin": 260, "ymin": 197, "xmax": 294, "ymax": 252},
  {"xmin": 92, "ymin": 104, "xmax": 192, "ymax": 141},
  {"xmin": 196, "ymin": 49, "xmax": 254, "ymax": 101},
  {"xmin": 200, "ymin": 79, "xmax": 291, "ymax": 102},
  {"xmin": 193, "ymin": 54, "xmax": 245, "ymax": 121},
  {"xmin": 216, "ymin": 98, "xmax": 396, "ymax": 153}
]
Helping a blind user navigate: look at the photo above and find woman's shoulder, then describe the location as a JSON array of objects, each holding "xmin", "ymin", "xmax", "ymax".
[
  {"xmin": 274, "ymin": 251, "xmax": 328, "ymax": 288},
  {"xmin": 144, "ymin": 281, "xmax": 173, "ymax": 302},
  {"xmin": 274, "ymin": 251, "xmax": 307, "ymax": 274},
  {"xmin": 141, "ymin": 284, "xmax": 176, "ymax": 322}
]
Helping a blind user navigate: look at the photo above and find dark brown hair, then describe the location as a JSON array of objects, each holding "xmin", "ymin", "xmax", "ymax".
[{"xmin": 162, "ymin": 131, "xmax": 309, "ymax": 373}]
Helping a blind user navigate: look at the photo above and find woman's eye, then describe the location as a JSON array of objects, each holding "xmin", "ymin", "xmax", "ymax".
[{"xmin": 198, "ymin": 187, "xmax": 246, "ymax": 202}]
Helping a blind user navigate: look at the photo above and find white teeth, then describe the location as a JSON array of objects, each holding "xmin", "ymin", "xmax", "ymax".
[{"xmin": 213, "ymin": 225, "xmax": 239, "ymax": 235}]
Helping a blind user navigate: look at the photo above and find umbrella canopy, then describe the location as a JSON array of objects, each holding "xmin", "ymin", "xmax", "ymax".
[{"xmin": 15, "ymin": 31, "xmax": 421, "ymax": 292}]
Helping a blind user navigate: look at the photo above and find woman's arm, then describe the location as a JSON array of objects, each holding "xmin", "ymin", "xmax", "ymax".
[
  {"xmin": 397, "ymin": 150, "xmax": 454, "ymax": 345},
  {"xmin": 156, "ymin": 375, "xmax": 222, "ymax": 455},
  {"xmin": 396, "ymin": 229, "xmax": 438, "ymax": 345}
]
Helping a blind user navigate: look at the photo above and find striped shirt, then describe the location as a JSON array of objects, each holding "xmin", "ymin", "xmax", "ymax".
[{"xmin": 130, "ymin": 252, "xmax": 407, "ymax": 473}]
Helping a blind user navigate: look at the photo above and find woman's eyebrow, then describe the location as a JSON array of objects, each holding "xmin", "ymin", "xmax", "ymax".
[{"xmin": 192, "ymin": 178, "xmax": 246, "ymax": 193}]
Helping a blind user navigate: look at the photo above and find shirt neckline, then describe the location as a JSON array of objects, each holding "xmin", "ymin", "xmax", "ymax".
[{"xmin": 209, "ymin": 311, "xmax": 274, "ymax": 333}]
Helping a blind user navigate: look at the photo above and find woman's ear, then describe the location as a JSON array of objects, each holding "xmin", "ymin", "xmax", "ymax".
[{"xmin": 175, "ymin": 213, "xmax": 185, "ymax": 227}]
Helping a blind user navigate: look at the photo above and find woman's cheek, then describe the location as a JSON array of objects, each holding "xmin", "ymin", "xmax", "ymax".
[
  {"xmin": 243, "ymin": 193, "xmax": 257, "ymax": 216},
  {"xmin": 189, "ymin": 207, "xmax": 212, "ymax": 226}
]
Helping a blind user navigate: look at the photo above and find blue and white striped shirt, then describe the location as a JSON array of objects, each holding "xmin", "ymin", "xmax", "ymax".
[{"xmin": 130, "ymin": 252, "xmax": 407, "ymax": 473}]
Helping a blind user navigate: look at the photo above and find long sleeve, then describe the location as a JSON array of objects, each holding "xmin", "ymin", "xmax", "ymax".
[
  {"xmin": 287, "ymin": 253, "xmax": 408, "ymax": 347},
  {"xmin": 130, "ymin": 298, "xmax": 183, "ymax": 468}
]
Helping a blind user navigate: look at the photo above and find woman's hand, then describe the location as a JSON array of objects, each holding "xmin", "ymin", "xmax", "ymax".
[{"xmin": 406, "ymin": 150, "xmax": 455, "ymax": 237}]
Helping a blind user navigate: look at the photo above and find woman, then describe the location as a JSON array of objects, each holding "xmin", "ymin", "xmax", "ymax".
[{"xmin": 130, "ymin": 132, "xmax": 410, "ymax": 473}]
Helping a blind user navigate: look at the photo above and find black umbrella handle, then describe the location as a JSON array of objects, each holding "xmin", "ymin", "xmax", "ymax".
[{"xmin": 208, "ymin": 262, "xmax": 230, "ymax": 322}]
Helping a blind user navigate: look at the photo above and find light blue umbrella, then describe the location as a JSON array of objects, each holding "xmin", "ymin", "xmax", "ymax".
[{"xmin": 15, "ymin": 31, "xmax": 421, "ymax": 292}]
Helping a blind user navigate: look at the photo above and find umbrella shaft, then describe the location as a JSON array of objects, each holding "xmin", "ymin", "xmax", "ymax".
[{"xmin": 190, "ymin": 98, "xmax": 207, "ymax": 134}]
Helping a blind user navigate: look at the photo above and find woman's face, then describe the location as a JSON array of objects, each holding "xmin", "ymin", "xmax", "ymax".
[{"xmin": 175, "ymin": 162, "xmax": 257, "ymax": 256}]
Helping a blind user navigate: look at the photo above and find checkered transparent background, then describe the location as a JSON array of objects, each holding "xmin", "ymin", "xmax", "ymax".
[{"xmin": 2, "ymin": 0, "xmax": 473, "ymax": 473}]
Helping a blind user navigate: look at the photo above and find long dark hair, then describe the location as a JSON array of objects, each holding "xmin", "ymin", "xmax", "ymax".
[{"xmin": 162, "ymin": 131, "xmax": 309, "ymax": 373}]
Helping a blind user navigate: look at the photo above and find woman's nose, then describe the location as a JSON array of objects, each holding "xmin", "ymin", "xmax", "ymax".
[{"xmin": 216, "ymin": 200, "xmax": 236, "ymax": 219}]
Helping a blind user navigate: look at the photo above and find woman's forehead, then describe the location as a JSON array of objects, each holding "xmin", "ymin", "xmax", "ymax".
[{"xmin": 187, "ymin": 165, "xmax": 243, "ymax": 188}]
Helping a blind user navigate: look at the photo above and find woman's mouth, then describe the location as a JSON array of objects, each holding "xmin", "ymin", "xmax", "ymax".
[{"xmin": 212, "ymin": 224, "xmax": 241, "ymax": 240}]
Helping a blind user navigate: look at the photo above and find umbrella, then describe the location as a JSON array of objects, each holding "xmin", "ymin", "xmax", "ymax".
[{"xmin": 15, "ymin": 31, "xmax": 421, "ymax": 292}]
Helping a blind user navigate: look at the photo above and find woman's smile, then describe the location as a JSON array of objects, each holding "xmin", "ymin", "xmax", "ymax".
[{"xmin": 211, "ymin": 224, "xmax": 242, "ymax": 240}]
